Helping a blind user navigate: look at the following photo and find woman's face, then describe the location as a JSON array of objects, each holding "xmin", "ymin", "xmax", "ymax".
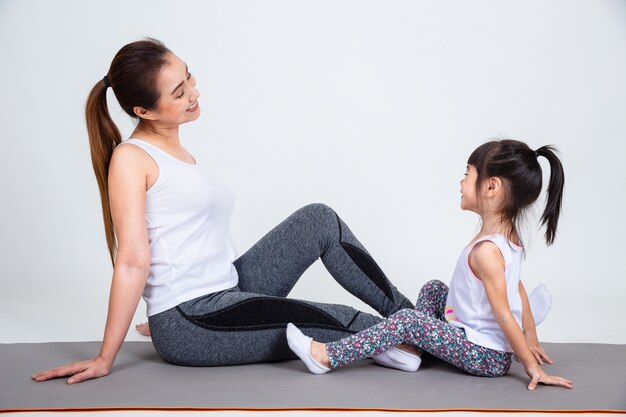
[{"xmin": 147, "ymin": 52, "xmax": 201, "ymax": 126}]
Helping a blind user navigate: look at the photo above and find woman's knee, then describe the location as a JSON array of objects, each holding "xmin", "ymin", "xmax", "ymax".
[
  {"xmin": 294, "ymin": 203, "xmax": 341, "ymax": 240},
  {"xmin": 297, "ymin": 203, "xmax": 337, "ymax": 222}
]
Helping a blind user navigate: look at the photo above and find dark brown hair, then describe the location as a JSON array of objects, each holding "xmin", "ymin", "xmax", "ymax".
[
  {"xmin": 468, "ymin": 139, "xmax": 565, "ymax": 246},
  {"xmin": 85, "ymin": 38, "xmax": 170, "ymax": 265}
]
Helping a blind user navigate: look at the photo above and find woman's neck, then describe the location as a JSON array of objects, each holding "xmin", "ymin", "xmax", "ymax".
[{"xmin": 132, "ymin": 122, "xmax": 181, "ymax": 148}]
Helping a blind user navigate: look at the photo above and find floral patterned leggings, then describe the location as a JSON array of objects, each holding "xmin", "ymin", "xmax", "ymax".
[{"xmin": 325, "ymin": 280, "xmax": 513, "ymax": 377}]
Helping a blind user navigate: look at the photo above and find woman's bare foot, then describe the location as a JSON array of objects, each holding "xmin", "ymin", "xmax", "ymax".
[{"xmin": 135, "ymin": 322, "xmax": 151, "ymax": 337}]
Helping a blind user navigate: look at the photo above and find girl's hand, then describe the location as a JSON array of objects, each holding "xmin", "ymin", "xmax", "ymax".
[
  {"xmin": 525, "ymin": 331, "xmax": 554, "ymax": 365},
  {"xmin": 525, "ymin": 365, "xmax": 572, "ymax": 390},
  {"xmin": 32, "ymin": 356, "xmax": 112, "ymax": 385},
  {"xmin": 528, "ymin": 341, "xmax": 554, "ymax": 365}
]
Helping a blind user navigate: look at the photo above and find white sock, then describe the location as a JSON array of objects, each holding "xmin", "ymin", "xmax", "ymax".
[
  {"xmin": 286, "ymin": 323, "xmax": 331, "ymax": 374},
  {"xmin": 528, "ymin": 284, "xmax": 552, "ymax": 326},
  {"xmin": 373, "ymin": 346, "xmax": 422, "ymax": 372}
]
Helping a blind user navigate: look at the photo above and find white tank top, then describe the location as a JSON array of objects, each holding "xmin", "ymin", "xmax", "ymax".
[
  {"xmin": 117, "ymin": 138, "xmax": 239, "ymax": 317},
  {"xmin": 444, "ymin": 234, "xmax": 523, "ymax": 352}
]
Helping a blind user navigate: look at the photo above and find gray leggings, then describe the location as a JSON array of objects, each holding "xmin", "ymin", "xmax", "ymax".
[{"xmin": 148, "ymin": 203, "xmax": 413, "ymax": 366}]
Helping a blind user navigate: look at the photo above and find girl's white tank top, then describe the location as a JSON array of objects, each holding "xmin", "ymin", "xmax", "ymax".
[
  {"xmin": 117, "ymin": 138, "xmax": 238, "ymax": 317},
  {"xmin": 444, "ymin": 234, "xmax": 524, "ymax": 352}
]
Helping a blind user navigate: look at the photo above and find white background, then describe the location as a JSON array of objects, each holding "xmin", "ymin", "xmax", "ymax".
[{"xmin": 1, "ymin": 0, "xmax": 625, "ymax": 346}]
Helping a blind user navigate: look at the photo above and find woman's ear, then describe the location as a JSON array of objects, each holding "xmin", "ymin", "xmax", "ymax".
[{"xmin": 133, "ymin": 106, "xmax": 156, "ymax": 120}]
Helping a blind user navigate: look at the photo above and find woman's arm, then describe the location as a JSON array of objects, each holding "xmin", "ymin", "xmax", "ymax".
[
  {"xmin": 518, "ymin": 281, "xmax": 553, "ymax": 365},
  {"xmin": 469, "ymin": 242, "xmax": 571, "ymax": 390},
  {"xmin": 32, "ymin": 145, "xmax": 152, "ymax": 384}
]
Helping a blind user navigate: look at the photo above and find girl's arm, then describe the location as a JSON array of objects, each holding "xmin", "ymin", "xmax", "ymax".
[
  {"xmin": 469, "ymin": 242, "xmax": 572, "ymax": 390},
  {"xmin": 518, "ymin": 281, "xmax": 553, "ymax": 365},
  {"xmin": 32, "ymin": 145, "xmax": 152, "ymax": 384}
]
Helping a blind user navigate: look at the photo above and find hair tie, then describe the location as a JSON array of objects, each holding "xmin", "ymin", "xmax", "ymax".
[
  {"xmin": 103, "ymin": 75, "xmax": 110, "ymax": 88},
  {"xmin": 534, "ymin": 149, "xmax": 539, "ymax": 158}
]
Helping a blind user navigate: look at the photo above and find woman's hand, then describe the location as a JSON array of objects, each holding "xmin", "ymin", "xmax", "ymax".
[
  {"xmin": 135, "ymin": 322, "xmax": 151, "ymax": 336},
  {"xmin": 525, "ymin": 364, "xmax": 572, "ymax": 390},
  {"xmin": 32, "ymin": 355, "xmax": 112, "ymax": 385}
]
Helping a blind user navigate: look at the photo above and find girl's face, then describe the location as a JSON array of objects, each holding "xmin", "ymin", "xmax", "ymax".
[
  {"xmin": 146, "ymin": 53, "xmax": 201, "ymax": 126},
  {"xmin": 460, "ymin": 164, "xmax": 479, "ymax": 212}
]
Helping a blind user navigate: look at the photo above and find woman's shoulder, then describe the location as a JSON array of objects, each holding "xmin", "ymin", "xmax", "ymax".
[
  {"xmin": 112, "ymin": 141, "xmax": 151, "ymax": 166},
  {"xmin": 110, "ymin": 141, "xmax": 158, "ymax": 181}
]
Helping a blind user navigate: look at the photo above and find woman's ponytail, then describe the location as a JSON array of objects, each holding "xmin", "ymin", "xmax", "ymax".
[
  {"xmin": 85, "ymin": 78, "xmax": 122, "ymax": 266},
  {"xmin": 535, "ymin": 145, "xmax": 565, "ymax": 245},
  {"xmin": 85, "ymin": 39, "xmax": 169, "ymax": 266}
]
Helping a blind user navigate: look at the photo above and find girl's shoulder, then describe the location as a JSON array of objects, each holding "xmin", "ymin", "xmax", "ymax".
[
  {"xmin": 468, "ymin": 234, "xmax": 524, "ymax": 267},
  {"xmin": 469, "ymin": 234, "xmax": 522, "ymax": 250},
  {"xmin": 464, "ymin": 239, "xmax": 507, "ymax": 284}
]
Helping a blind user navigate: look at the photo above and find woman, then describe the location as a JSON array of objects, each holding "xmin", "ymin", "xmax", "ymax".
[{"xmin": 32, "ymin": 38, "xmax": 418, "ymax": 384}]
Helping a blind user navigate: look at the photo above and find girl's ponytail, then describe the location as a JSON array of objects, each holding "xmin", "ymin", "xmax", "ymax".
[
  {"xmin": 535, "ymin": 145, "xmax": 565, "ymax": 245},
  {"xmin": 85, "ymin": 78, "xmax": 122, "ymax": 266}
]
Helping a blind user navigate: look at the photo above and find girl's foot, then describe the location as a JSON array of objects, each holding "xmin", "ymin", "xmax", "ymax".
[
  {"xmin": 373, "ymin": 345, "xmax": 422, "ymax": 372},
  {"xmin": 286, "ymin": 323, "xmax": 331, "ymax": 374},
  {"xmin": 135, "ymin": 322, "xmax": 151, "ymax": 337}
]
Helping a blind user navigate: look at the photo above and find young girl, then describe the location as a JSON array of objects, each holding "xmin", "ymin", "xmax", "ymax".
[{"xmin": 287, "ymin": 139, "xmax": 573, "ymax": 390}]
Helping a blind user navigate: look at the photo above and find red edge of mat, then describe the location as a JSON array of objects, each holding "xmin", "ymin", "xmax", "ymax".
[{"xmin": 0, "ymin": 407, "xmax": 625, "ymax": 414}]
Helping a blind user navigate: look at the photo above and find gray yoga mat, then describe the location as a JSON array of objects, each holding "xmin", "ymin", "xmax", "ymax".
[{"xmin": 1, "ymin": 341, "xmax": 624, "ymax": 413}]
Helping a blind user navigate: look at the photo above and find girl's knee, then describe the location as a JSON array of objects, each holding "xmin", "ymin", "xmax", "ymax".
[
  {"xmin": 423, "ymin": 279, "xmax": 447, "ymax": 290},
  {"xmin": 466, "ymin": 357, "xmax": 511, "ymax": 377},
  {"xmin": 490, "ymin": 357, "xmax": 512, "ymax": 377},
  {"xmin": 417, "ymin": 280, "xmax": 448, "ymax": 301},
  {"xmin": 474, "ymin": 367, "xmax": 509, "ymax": 378},
  {"xmin": 392, "ymin": 308, "xmax": 424, "ymax": 323}
]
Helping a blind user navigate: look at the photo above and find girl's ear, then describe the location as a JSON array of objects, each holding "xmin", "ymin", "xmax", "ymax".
[
  {"xmin": 485, "ymin": 177, "xmax": 503, "ymax": 196},
  {"xmin": 133, "ymin": 106, "xmax": 157, "ymax": 120}
]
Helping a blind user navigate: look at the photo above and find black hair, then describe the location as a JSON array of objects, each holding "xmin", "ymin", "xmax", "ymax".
[{"xmin": 467, "ymin": 139, "xmax": 565, "ymax": 245}]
